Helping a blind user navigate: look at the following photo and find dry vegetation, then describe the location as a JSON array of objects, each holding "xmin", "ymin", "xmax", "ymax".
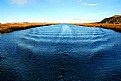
[
  {"xmin": 74, "ymin": 23, "xmax": 121, "ymax": 32},
  {"xmin": 1, "ymin": 22, "xmax": 121, "ymax": 34},
  {"xmin": 73, "ymin": 15, "xmax": 121, "ymax": 32},
  {"xmin": 0, "ymin": 22, "xmax": 58, "ymax": 34},
  {"xmin": 1, "ymin": 15, "xmax": 121, "ymax": 34}
]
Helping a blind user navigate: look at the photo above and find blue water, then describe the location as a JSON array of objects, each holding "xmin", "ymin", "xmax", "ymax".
[{"xmin": 1, "ymin": 24, "xmax": 121, "ymax": 81}]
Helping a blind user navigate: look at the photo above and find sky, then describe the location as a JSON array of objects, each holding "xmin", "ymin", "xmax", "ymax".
[{"xmin": 0, "ymin": 0, "xmax": 121, "ymax": 23}]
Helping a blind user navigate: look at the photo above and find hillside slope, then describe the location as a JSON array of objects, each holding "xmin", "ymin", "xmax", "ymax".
[{"xmin": 100, "ymin": 15, "xmax": 121, "ymax": 24}]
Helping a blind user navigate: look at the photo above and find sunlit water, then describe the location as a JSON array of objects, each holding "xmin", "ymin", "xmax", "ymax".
[{"xmin": 1, "ymin": 24, "xmax": 121, "ymax": 81}]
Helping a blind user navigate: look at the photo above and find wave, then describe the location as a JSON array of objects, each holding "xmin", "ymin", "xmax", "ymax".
[{"xmin": 1, "ymin": 24, "xmax": 121, "ymax": 81}]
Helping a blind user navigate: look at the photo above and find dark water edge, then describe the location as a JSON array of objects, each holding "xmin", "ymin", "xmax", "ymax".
[{"xmin": 1, "ymin": 24, "xmax": 121, "ymax": 81}]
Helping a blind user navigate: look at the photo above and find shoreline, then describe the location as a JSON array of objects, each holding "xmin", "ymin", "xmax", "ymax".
[
  {"xmin": 74, "ymin": 23, "xmax": 121, "ymax": 32},
  {"xmin": 0, "ymin": 23, "xmax": 121, "ymax": 34},
  {"xmin": 0, "ymin": 23, "xmax": 59, "ymax": 34}
]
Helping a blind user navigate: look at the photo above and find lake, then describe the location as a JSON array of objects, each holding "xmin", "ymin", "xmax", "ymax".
[{"xmin": 1, "ymin": 24, "xmax": 121, "ymax": 81}]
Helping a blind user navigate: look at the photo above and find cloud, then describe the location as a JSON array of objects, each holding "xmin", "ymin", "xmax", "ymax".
[
  {"xmin": 79, "ymin": 0, "xmax": 82, "ymax": 2},
  {"xmin": 10, "ymin": 0, "xmax": 32, "ymax": 5},
  {"xmin": 83, "ymin": 3, "xmax": 99, "ymax": 6},
  {"xmin": 9, "ymin": 0, "xmax": 59, "ymax": 5}
]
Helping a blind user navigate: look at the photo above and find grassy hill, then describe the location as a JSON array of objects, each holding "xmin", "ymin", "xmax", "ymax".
[
  {"xmin": 74, "ymin": 15, "xmax": 121, "ymax": 32},
  {"xmin": 100, "ymin": 15, "xmax": 121, "ymax": 24}
]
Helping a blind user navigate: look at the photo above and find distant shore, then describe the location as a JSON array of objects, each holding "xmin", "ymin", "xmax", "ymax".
[
  {"xmin": 0, "ymin": 22, "xmax": 121, "ymax": 34},
  {"xmin": 74, "ymin": 23, "xmax": 121, "ymax": 32}
]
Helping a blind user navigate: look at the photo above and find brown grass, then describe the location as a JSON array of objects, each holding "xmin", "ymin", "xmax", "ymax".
[
  {"xmin": 74, "ymin": 23, "xmax": 121, "ymax": 32},
  {"xmin": 0, "ymin": 22, "xmax": 58, "ymax": 34},
  {"xmin": 1, "ymin": 22, "xmax": 121, "ymax": 34}
]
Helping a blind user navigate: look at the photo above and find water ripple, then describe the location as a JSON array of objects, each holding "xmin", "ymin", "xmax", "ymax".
[{"xmin": 1, "ymin": 24, "xmax": 121, "ymax": 81}]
